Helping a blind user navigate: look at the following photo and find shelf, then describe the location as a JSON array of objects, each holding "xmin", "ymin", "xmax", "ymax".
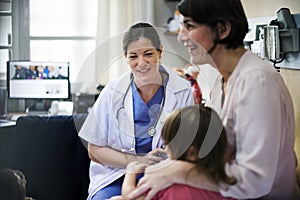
[
  {"xmin": 0, "ymin": 45, "xmax": 12, "ymax": 49},
  {"xmin": 0, "ymin": 11, "xmax": 12, "ymax": 16}
]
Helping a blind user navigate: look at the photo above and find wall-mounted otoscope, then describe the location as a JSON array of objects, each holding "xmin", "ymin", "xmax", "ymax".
[{"xmin": 263, "ymin": 8, "xmax": 299, "ymax": 64}]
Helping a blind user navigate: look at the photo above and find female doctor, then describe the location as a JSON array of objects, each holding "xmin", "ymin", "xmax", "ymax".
[{"xmin": 78, "ymin": 22, "xmax": 194, "ymax": 200}]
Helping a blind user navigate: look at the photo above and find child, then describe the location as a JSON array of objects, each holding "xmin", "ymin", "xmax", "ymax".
[
  {"xmin": 121, "ymin": 105, "xmax": 236, "ymax": 200},
  {"xmin": 0, "ymin": 168, "xmax": 36, "ymax": 200}
]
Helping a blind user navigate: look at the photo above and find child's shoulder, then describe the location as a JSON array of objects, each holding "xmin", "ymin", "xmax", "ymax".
[{"xmin": 154, "ymin": 184, "xmax": 235, "ymax": 200}]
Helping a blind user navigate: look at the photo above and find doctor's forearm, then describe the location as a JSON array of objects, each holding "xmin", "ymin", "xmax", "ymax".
[{"xmin": 88, "ymin": 143, "xmax": 140, "ymax": 168}]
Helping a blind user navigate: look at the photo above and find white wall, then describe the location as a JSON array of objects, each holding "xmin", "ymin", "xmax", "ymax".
[{"xmin": 241, "ymin": 0, "xmax": 300, "ymax": 18}]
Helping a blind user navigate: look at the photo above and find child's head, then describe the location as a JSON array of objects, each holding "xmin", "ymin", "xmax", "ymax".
[
  {"xmin": 0, "ymin": 168, "xmax": 27, "ymax": 200},
  {"xmin": 161, "ymin": 105, "xmax": 235, "ymax": 185}
]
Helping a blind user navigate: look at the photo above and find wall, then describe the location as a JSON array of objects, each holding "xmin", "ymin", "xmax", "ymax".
[
  {"xmin": 151, "ymin": 1, "xmax": 190, "ymax": 69},
  {"xmin": 153, "ymin": 0, "xmax": 177, "ymax": 28},
  {"xmin": 241, "ymin": 0, "xmax": 300, "ymax": 18}
]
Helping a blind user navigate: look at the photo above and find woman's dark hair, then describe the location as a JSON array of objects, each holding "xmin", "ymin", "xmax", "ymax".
[
  {"xmin": 161, "ymin": 105, "xmax": 236, "ymax": 185},
  {"xmin": 177, "ymin": 0, "xmax": 249, "ymax": 49},
  {"xmin": 123, "ymin": 22, "xmax": 161, "ymax": 56}
]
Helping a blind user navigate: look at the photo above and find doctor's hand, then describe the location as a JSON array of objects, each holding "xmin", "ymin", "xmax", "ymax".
[{"xmin": 138, "ymin": 148, "xmax": 166, "ymax": 165}]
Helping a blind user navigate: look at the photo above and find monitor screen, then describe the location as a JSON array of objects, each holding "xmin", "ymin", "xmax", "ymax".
[{"xmin": 7, "ymin": 61, "xmax": 70, "ymax": 99}]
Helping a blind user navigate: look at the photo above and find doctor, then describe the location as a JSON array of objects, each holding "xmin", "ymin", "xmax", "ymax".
[{"xmin": 78, "ymin": 22, "xmax": 194, "ymax": 200}]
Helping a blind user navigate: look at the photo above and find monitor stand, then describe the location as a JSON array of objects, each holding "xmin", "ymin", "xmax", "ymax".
[{"xmin": 25, "ymin": 99, "xmax": 49, "ymax": 115}]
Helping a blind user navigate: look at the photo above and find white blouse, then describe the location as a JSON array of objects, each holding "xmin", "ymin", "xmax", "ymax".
[{"xmin": 207, "ymin": 51, "xmax": 299, "ymax": 199}]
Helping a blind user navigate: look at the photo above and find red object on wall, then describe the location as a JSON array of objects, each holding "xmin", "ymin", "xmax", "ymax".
[{"xmin": 185, "ymin": 75, "xmax": 202, "ymax": 104}]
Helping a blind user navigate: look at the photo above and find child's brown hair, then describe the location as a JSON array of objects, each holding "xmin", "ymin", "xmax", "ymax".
[{"xmin": 161, "ymin": 105, "xmax": 236, "ymax": 185}]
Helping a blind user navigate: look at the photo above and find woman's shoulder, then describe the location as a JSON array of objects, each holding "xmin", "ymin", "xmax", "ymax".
[
  {"xmin": 232, "ymin": 51, "xmax": 281, "ymax": 84},
  {"xmin": 238, "ymin": 51, "xmax": 277, "ymax": 75}
]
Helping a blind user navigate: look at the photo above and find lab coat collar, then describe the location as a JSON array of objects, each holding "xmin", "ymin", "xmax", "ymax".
[
  {"xmin": 110, "ymin": 65, "xmax": 191, "ymax": 148},
  {"xmin": 162, "ymin": 65, "xmax": 189, "ymax": 112},
  {"xmin": 162, "ymin": 65, "xmax": 189, "ymax": 94},
  {"xmin": 111, "ymin": 72, "xmax": 132, "ymax": 95},
  {"xmin": 110, "ymin": 64, "xmax": 190, "ymax": 126}
]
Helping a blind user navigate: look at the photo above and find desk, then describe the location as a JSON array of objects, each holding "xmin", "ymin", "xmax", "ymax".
[{"xmin": 6, "ymin": 112, "xmax": 27, "ymax": 121}]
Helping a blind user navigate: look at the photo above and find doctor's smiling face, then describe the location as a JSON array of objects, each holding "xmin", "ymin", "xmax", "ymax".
[
  {"xmin": 126, "ymin": 37, "xmax": 162, "ymax": 85},
  {"xmin": 123, "ymin": 22, "xmax": 162, "ymax": 87}
]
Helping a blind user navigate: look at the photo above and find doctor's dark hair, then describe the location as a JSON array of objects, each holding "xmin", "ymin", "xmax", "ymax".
[
  {"xmin": 161, "ymin": 105, "xmax": 236, "ymax": 185},
  {"xmin": 123, "ymin": 22, "xmax": 161, "ymax": 56},
  {"xmin": 177, "ymin": 0, "xmax": 249, "ymax": 49}
]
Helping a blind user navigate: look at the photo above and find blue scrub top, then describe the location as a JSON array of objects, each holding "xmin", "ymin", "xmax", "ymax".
[{"xmin": 132, "ymin": 81, "xmax": 164, "ymax": 154}]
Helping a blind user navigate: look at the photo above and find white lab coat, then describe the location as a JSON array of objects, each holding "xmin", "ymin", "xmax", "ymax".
[{"xmin": 79, "ymin": 65, "xmax": 194, "ymax": 199}]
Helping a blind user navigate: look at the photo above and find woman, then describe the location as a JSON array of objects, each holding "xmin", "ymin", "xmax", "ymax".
[
  {"xmin": 122, "ymin": 105, "xmax": 236, "ymax": 200},
  {"xmin": 78, "ymin": 22, "xmax": 194, "ymax": 200},
  {"xmin": 129, "ymin": 1, "xmax": 300, "ymax": 200}
]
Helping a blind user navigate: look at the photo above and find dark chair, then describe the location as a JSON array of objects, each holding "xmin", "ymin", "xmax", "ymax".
[{"xmin": 14, "ymin": 114, "xmax": 90, "ymax": 200}]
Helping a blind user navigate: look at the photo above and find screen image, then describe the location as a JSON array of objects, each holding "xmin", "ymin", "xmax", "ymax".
[{"xmin": 7, "ymin": 61, "xmax": 70, "ymax": 99}]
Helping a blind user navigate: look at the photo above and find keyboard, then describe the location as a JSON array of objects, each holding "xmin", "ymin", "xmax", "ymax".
[
  {"xmin": 11, "ymin": 114, "xmax": 27, "ymax": 121},
  {"xmin": 0, "ymin": 119, "xmax": 11, "ymax": 123},
  {"xmin": 0, "ymin": 119, "xmax": 16, "ymax": 127},
  {"xmin": 27, "ymin": 111, "xmax": 49, "ymax": 115}
]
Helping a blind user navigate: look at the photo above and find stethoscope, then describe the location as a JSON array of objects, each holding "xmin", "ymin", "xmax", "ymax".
[{"xmin": 116, "ymin": 73, "xmax": 166, "ymax": 138}]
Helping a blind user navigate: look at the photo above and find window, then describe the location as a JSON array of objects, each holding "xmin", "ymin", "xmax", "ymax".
[{"xmin": 29, "ymin": 0, "xmax": 98, "ymax": 85}]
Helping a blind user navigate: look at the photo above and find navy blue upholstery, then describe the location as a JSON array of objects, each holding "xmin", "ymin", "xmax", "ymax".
[
  {"xmin": 0, "ymin": 125, "xmax": 16, "ymax": 169},
  {"xmin": 14, "ymin": 115, "xmax": 90, "ymax": 200}
]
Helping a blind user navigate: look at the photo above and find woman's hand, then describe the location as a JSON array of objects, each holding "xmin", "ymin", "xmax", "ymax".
[
  {"xmin": 128, "ymin": 159, "xmax": 218, "ymax": 200},
  {"xmin": 128, "ymin": 159, "xmax": 189, "ymax": 200},
  {"xmin": 173, "ymin": 67, "xmax": 185, "ymax": 77}
]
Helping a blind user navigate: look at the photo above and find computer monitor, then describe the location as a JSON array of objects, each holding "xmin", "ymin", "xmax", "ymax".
[
  {"xmin": 7, "ymin": 61, "xmax": 70, "ymax": 100},
  {"xmin": 7, "ymin": 61, "xmax": 70, "ymax": 99}
]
